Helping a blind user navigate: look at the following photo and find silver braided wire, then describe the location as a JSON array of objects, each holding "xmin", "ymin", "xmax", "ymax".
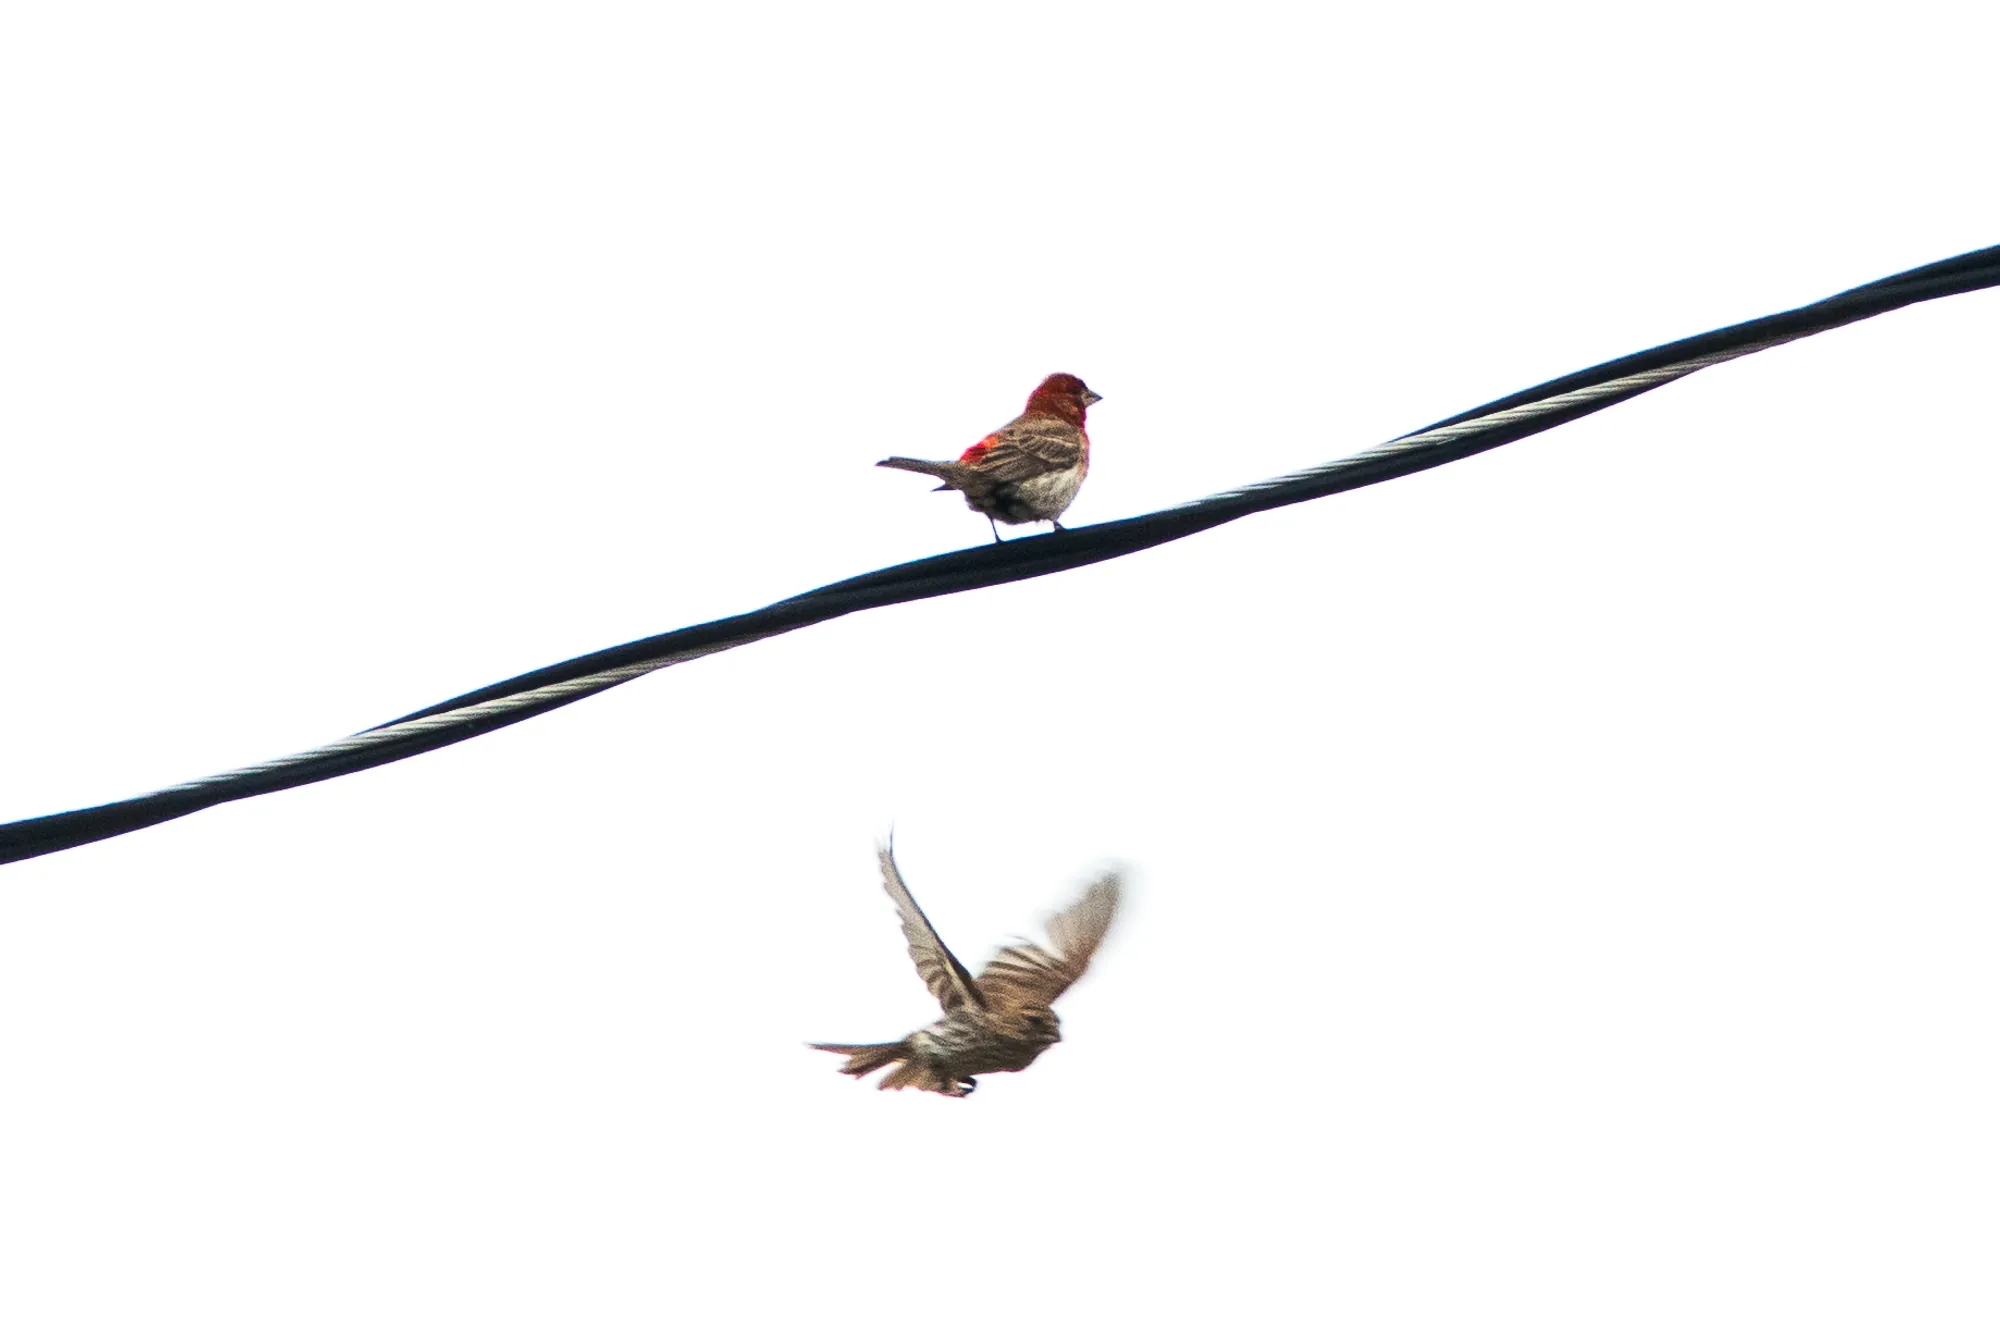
[
  {"xmin": 149, "ymin": 335, "xmax": 1800, "ymax": 806},
  {"xmin": 158, "ymin": 639, "xmax": 759, "ymax": 796}
]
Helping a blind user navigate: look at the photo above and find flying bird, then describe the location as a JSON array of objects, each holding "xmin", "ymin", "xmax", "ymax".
[
  {"xmin": 877, "ymin": 373, "xmax": 1101, "ymax": 542},
  {"xmin": 812, "ymin": 844, "xmax": 1121, "ymax": 1097}
]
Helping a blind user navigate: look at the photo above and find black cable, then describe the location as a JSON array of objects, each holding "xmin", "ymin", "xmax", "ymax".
[{"xmin": 5, "ymin": 244, "xmax": 1996, "ymax": 867}]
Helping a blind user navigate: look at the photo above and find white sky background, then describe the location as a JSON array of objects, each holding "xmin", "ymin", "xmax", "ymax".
[{"xmin": 2, "ymin": 3, "xmax": 1996, "ymax": 1328}]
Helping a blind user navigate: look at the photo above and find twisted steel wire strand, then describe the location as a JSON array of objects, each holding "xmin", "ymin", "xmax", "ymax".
[{"xmin": 5, "ymin": 245, "xmax": 1996, "ymax": 865}]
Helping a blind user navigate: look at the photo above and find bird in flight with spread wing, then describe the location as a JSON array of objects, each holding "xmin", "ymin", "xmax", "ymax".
[{"xmin": 811, "ymin": 843, "xmax": 1122, "ymax": 1097}]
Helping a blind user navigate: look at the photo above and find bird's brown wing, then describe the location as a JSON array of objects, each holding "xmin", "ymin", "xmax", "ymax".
[
  {"xmin": 877, "ymin": 843, "xmax": 986, "ymax": 1013},
  {"xmin": 961, "ymin": 418, "xmax": 1085, "ymax": 483},
  {"xmin": 975, "ymin": 874, "xmax": 1121, "ymax": 1008}
]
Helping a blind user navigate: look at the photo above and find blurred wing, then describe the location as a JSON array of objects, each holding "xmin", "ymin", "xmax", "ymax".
[
  {"xmin": 877, "ymin": 844, "xmax": 985, "ymax": 1013},
  {"xmin": 964, "ymin": 419, "xmax": 1085, "ymax": 482},
  {"xmin": 976, "ymin": 874, "xmax": 1121, "ymax": 1008}
]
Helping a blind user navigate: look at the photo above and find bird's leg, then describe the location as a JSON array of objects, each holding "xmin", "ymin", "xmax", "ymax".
[
  {"xmin": 954, "ymin": 1076, "xmax": 978, "ymax": 1096},
  {"xmin": 1050, "ymin": 520, "xmax": 1067, "ymax": 533},
  {"xmin": 988, "ymin": 517, "xmax": 1004, "ymax": 544}
]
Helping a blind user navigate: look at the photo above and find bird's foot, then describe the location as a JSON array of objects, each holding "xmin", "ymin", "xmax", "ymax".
[{"xmin": 952, "ymin": 1076, "xmax": 978, "ymax": 1096}]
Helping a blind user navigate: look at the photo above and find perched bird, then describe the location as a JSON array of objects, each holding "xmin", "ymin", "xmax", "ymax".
[
  {"xmin": 878, "ymin": 373, "xmax": 1102, "ymax": 542},
  {"xmin": 812, "ymin": 844, "xmax": 1121, "ymax": 1097}
]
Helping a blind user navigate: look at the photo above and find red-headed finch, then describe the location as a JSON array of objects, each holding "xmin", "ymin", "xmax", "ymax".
[
  {"xmin": 811, "ymin": 844, "xmax": 1121, "ymax": 1097},
  {"xmin": 878, "ymin": 373, "xmax": 1102, "ymax": 542}
]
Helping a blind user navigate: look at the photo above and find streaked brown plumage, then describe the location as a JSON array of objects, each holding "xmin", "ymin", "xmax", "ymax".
[
  {"xmin": 811, "ymin": 843, "xmax": 1121, "ymax": 1097},
  {"xmin": 878, "ymin": 373, "xmax": 1101, "ymax": 542}
]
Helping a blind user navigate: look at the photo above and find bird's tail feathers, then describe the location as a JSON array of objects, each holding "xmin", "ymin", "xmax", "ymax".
[
  {"xmin": 810, "ymin": 1040, "xmax": 910, "ymax": 1079},
  {"xmin": 877, "ymin": 456, "xmax": 962, "ymax": 490},
  {"xmin": 811, "ymin": 1041, "xmax": 969, "ymax": 1095}
]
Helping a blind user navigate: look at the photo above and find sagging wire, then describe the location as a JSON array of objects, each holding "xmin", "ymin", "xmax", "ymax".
[{"xmin": 4, "ymin": 244, "xmax": 1996, "ymax": 866}]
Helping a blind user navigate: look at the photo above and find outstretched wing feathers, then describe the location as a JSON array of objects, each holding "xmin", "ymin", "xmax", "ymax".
[
  {"xmin": 877, "ymin": 844, "xmax": 986, "ymax": 1013},
  {"xmin": 975, "ymin": 874, "xmax": 1121, "ymax": 1008}
]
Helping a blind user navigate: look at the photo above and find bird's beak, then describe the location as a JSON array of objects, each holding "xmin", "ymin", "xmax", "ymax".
[{"xmin": 1082, "ymin": 388, "xmax": 1103, "ymax": 406}]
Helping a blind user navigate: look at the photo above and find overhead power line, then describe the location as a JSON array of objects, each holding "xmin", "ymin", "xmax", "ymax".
[{"xmin": 4, "ymin": 245, "xmax": 1997, "ymax": 867}]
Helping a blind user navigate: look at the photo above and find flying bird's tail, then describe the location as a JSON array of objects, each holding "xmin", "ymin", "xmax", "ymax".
[
  {"xmin": 876, "ymin": 456, "xmax": 964, "ymax": 492},
  {"xmin": 810, "ymin": 1040, "xmax": 911, "ymax": 1079},
  {"xmin": 810, "ymin": 1040, "xmax": 971, "ymax": 1096}
]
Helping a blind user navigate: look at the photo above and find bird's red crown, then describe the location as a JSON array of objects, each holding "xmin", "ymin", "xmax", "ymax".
[{"xmin": 1023, "ymin": 373, "xmax": 1096, "ymax": 426}]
